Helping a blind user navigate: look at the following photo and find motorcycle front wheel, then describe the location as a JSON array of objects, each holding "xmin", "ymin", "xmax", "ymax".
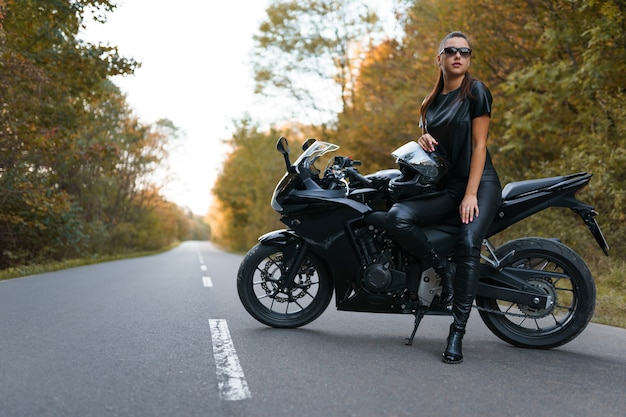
[
  {"xmin": 237, "ymin": 242, "xmax": 333, "ymax": 328},
  {"xmin": 476, "ymin": 237, "xmax": 596, "ymax": 349}
]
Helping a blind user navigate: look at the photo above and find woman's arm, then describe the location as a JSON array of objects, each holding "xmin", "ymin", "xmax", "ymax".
[{"xmin": 460, "ymin": 114, "xmax": 489, "ymax": 224}]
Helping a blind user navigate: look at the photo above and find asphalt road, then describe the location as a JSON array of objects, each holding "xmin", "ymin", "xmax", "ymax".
[{"xmin": 1, "ymin": 241, "xmax": 624, "ymax": 417}]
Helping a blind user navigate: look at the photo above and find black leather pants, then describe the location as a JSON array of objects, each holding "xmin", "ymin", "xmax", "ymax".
[
  {"xmin": 450, "ymin": 178, "xmax": 501, "ymax": 329},
  {"xmin": 386, "ymin": 191, "xmax": 455, "ymax": 252},
  {"xmin": 386, "ymin": 174, "xmax": 502, "ymax": 328},
  {"xmin": 386, "ymin": 191, "xmax": 456, "ymax": 293}
]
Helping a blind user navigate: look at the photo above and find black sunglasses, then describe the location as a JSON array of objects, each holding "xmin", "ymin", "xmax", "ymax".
[{"xmin": 440, "ymin": 47, "xmax": 472, "ymax": 58}]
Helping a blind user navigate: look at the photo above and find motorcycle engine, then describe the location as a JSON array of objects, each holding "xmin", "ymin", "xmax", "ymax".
[
  {"xmin": 361, "ymin": 256, "xmax": 393, "ymax": 292},
  {"xmin": 355, "ymin": 224, "xmax": 405, "ymax": 294}
]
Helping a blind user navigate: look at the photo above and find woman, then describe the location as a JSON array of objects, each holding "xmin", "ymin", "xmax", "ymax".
[{"xmin": 386, "ymin": 32, "xmax": 502, "ymax": 364}]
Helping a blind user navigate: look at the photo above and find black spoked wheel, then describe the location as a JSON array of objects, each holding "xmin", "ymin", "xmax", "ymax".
[
  {"xmin": 477, "ymin": 237, "xmax": 596, "ymax": 349},
  {"xmin": 237, "ymin": 243, "xmax": 333, "ymax": 328}
]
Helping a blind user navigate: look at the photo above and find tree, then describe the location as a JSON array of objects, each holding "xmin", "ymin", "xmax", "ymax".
[
  {"xmin": 211, "ymin": 118, "xmax": 287, "ymax": 252},
  {"xmin": 243, "ymin": 0, "xmax": 626, "ymax": 256},
  {"xmin": 251, "ymin": 0, "xmax": 384, "ymax": 128},
  {"xmin": 494, "ymin": 0, "xmax": 626, "ymax": 257},
  {"xmin": 0, "ymin": 0, "xmax": 191, "ymax": 268},
  {"xmin": 338, "ymin": 39, "xmax": 423, "ymax": 172}
]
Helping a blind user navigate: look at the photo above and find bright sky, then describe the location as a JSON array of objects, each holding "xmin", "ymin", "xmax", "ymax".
[{"xmin": 81, "ymin": 0, "xmax": 395, "ymax": 215}]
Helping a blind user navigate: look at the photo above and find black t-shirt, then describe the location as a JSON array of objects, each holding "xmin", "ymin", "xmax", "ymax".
[{"xmin": 424, "ymin": 80, "xmax": 497, "ymax": 180}]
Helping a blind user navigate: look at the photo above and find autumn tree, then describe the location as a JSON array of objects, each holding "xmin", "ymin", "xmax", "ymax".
[
  {"xmin": 210, "ymin": 119, "xmax": 289, "ymax": 252},
  {"xmin": 0, "ymin": 0, "xmax": 194, "ymax": 268},
  {"xmin": 491, "ymin": 0, "xmax": 626, "ymax": 260},
  {"xmin": 337, "ymin": 38, "xmax": 425, "ymax": 172},
  {"xmin": 251, "ymin": 0, "xmax": 384, "ymax": 128},
  {"xmin": 237, "ymin": 0, "xmax": 626, "ymax": 259}
]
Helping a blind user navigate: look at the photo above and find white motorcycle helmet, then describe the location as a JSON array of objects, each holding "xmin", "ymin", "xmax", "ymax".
[{"xmin": 388, "ymin": 141, "xmax": 449, "ymax": 202}]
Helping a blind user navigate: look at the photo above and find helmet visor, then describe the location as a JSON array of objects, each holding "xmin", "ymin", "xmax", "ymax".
[
  {"xmin": 391, "ymin": 141, "xmax": 439, "ymax": 177},
  {"xmin": 392, "ymin": 141, "xmax": 431, "ymax": 165}
]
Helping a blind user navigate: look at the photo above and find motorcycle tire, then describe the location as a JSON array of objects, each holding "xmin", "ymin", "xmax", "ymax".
[
  {"xmin": 476, "ymin": 237, "xmax": 596, "ymax": 349},
  {"xmin": 237, "ymin": 242, "xmax": 333, "ymax": 328}
]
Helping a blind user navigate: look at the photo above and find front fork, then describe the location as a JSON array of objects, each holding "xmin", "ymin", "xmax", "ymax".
[
  {"xmin": 258, "ymin": 230, "xmax": 310, "ymax": 294},
  {"xmin": 279, "ymin": 240, "xmax": 310, "ymax": 293}
]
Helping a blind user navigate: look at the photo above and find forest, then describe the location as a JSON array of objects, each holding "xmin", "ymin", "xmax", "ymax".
[
  {"xmin": 210, "ymin": 0, "xmax": 625, "ymax": 326},
  {"xmin": 0, "ymin": 0, "xmax": 209, "ymax": 271}
]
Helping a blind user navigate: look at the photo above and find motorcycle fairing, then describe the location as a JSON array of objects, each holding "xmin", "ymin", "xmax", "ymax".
[{"xmin": 488, "ymin": 172, "xmax": 609, "ymax": 255}]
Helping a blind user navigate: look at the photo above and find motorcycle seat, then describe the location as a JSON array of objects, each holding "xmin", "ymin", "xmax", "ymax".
[{"xmin": 501, "ymin": 172, "xmax": 589, "ymax": 200}]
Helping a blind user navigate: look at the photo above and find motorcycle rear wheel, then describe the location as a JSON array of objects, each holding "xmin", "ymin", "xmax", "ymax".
[
  {"xmin": 237, "ymin": 242, "xmax": 333, "ymax": 328},
  {"xmin": 476, "ymin": 237, "xmax": 596, "ymax": 349}
]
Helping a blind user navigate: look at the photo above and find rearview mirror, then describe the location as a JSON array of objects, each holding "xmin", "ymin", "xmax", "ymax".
[
  {"xmin": 302, "ymin": 138, "xmax": 316, "ymax": 151},
  {"xmin": 276, "ymin": 137, "xmax": 292, "ymax": 171},
  {"xmin": 276, "ymin": 136, "xmax": 290, "ymax": 155}
]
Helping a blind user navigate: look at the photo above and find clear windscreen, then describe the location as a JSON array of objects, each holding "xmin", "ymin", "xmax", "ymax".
[{"xmin": 294, "ymin": 141, "xmax": 340, "ymax": 170}]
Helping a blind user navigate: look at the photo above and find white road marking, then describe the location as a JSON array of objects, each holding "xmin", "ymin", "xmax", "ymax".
[
  {"xmin": 208, "ymin": 319, "xmax": 252, "ymax": 401},
  {"xmin": 200, "ymin": 265, "xmax": 207, "ymax": 271},
  {"xmin": 196, "ymin": 245, "xmax": 205, "ymax": 264},
  {"xmin": 202, "ymin": 276, "xmax": 213, "ymax": 287}
]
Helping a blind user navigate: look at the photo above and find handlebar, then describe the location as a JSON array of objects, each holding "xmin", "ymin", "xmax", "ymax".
[
  {"xmin": 346, "ymin": 167, "xmax": 373, "ymax": 187},
  {"xmin": 331, "ymin": 155, "xmax": 361, "ymax": 168},
  {"xmin": 322, "ymin": 155, "xmax": 373, "ymax": 191}
]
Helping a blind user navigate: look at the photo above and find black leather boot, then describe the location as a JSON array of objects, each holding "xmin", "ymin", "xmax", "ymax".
[
  {"xmin": 441, "ymin": 230, "xmax": 481, "ymax": 364},
  {"xmin": 442, "ymin": 277, "xmax": 474, "ymax": 364},
  {"xmin": 442, "ymin": 324, "xmax": 465, "ymax": 364}
]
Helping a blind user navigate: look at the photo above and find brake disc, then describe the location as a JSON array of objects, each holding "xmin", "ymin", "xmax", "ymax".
[{"xmin": 260, "ymin": 255, "xmax": 311, "ymax": 303}]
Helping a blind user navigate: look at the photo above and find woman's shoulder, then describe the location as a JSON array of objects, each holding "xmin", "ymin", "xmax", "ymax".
[
  {"xmin": 468, "ymin": 78, "xmax": 492, "ymax": 116},
  {"xmin": 470, "ymin": 79, "xmax": 490, "ymax": 95},
  {"xmin": 469, "ymin": 78, "xmax": 492, "ymax": 103}
]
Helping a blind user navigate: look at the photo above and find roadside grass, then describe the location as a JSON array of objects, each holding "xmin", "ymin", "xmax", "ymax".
[
  {"xmin": 0, "ymin": 244, "xmax": 179, "ymax": 282},
  {"xmin": 1, "ymin": 243, "xmax": 623, "ymax": 329},
  {"xmin": 592, "ymin": 258, "xmax": 626, "ymax": 329}
]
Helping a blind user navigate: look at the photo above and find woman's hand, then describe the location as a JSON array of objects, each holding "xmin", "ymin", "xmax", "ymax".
[
  {"xmin": 418, "ymin": 133, "xmax": 438, "ymax": 152},
  {"xmin": 460, "ymin": 194, "xmax": 479, "ymax": 224}
]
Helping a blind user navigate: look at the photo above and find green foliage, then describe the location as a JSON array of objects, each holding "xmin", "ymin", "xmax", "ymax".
[
  {"xmin": 594, "ymin": 258, "xmax": 626, "ymax": 328},
  {"xmin": 490, "ymin": 0, "xmax": 626, "ymax": 258},
  {"xmin": 0, "ymin": 169, "xmax": 86, "ymax": 264},
  {"xmin": 0, "ymin": 0, "xmax": 202, "ymax": 270},
  {"xmin": 338, "ymin": 0, "xmax": 626, "ymax": 260}
]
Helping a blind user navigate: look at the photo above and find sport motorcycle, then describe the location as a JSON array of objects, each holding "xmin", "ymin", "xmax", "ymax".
[{"xmin": 237, "ymin": 137, "xmax": 609, "ymax": 348}]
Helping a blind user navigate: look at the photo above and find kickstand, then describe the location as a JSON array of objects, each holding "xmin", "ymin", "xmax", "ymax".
[{"xmin": 405, "ymin": 307, "xmax": 427, "ymax": 346}]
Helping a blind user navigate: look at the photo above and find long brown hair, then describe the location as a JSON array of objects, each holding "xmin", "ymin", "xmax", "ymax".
[{"xmin": 419, "ymin": 31, "xmax": 475, "ymax": 132}]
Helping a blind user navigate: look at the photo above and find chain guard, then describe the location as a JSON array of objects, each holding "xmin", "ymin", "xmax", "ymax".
[{"xmin": 475, "ymin": 277, "xmax": 557, "ymax": 319}]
